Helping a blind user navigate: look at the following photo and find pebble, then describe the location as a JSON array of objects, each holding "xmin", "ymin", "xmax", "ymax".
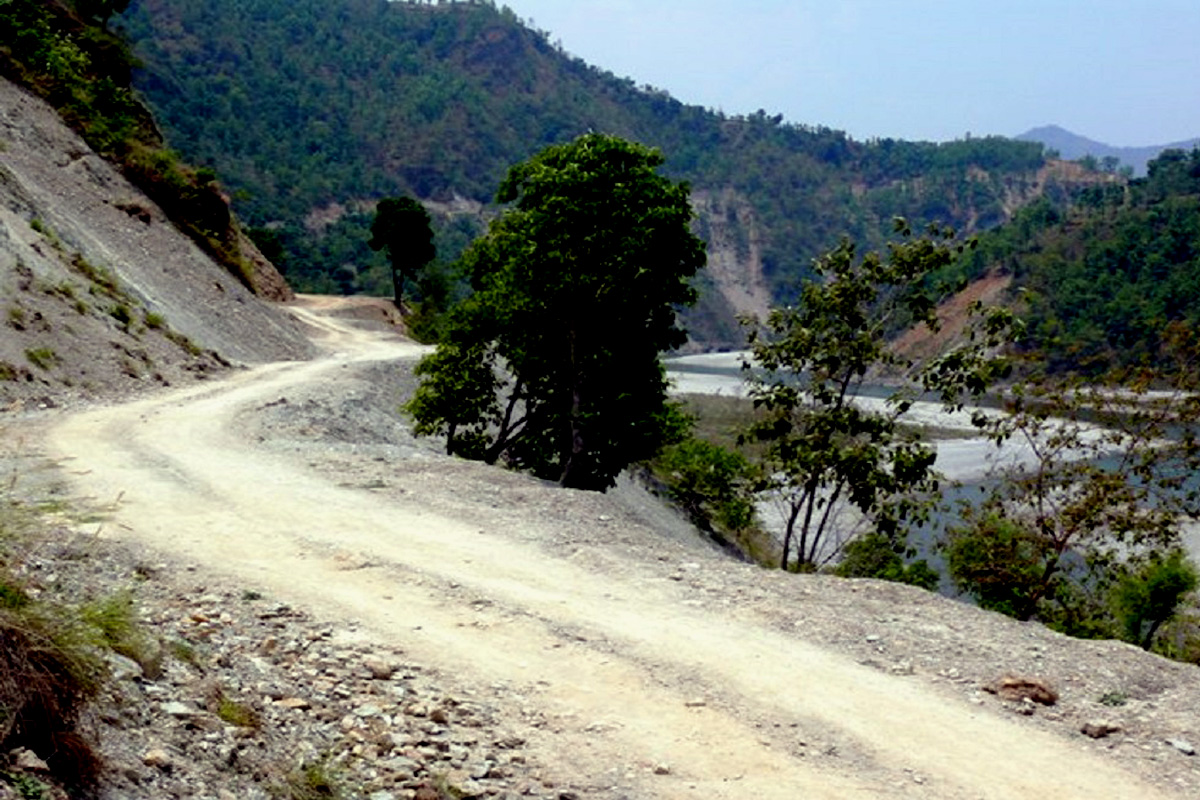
[
  {"xmin": 11, "ymin": 748, "xmax": 49, "ymax": 773},
  {"xmin": 1080, "ymin": 721, "xmax": 1122, "ymax": 739},
  {"xmin": 1167, "ymin": 739, "xmax": 1197, "ymax": 756},
  {"xmin": 160, "ymin": 701, "xmax": 201, "ymax": 718},
  {"xmin": 142, "ymin": 748, "xmax": 173, "ymax": 770}
]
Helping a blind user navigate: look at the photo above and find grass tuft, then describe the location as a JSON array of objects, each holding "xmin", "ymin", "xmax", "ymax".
[
  {"xmin": 23, "ymin": 349, "xmax": 59, "ymax": 371},
  {"xmin": 270, "ymin": 759, "xmax": 346, "ymax": 800}
]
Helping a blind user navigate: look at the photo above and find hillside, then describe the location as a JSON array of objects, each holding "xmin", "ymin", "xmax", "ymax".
[
  {"xmin": 1018, "ymin": 124, "xmax": 1200, "ymax": 177},
  {"xmin": 0, "ymin": 76, "xmax": 313, "ymax": 407},
  {"xmin": 0, "ymin": 0, "xmax": 299, "ymax": 303},
  {"xmin": 951, "ymin": 147, "xmax": 1200, "ymax": 373},
  {"xmin": 114, "ymin": 0, "xmax": 1107, "ymax": 345}
]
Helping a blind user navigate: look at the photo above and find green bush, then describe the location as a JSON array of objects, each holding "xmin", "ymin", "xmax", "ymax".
[
  {"xmin": 271, "ymin": 760, "xmax": 346, "ymax": 800},
  {"xmin": 834, "ymin": 533, "xmax": 939, "ymax": 591},
  {"xmin": 658, "ymin": 437, "xmax": 757, "ymax": 534},
  {"xmin": 0, "ymin": 591, "xmax": 105, "ymax": 792},
  {"xmin": 1115, "ymin": 551, "xmax": 1199, "ymax": 650},
  {"xmin": 944, "ymin": 513, "xmax": 1050, "ymax": 619},
  {"xmin": 23, "ymin": 348, "xmax": 59, "ymax": 371}
]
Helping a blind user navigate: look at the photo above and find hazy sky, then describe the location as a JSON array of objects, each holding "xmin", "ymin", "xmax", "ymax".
[{"xmin": 500, "ymin": 0, "xmax": 1200, "ymax": 147}]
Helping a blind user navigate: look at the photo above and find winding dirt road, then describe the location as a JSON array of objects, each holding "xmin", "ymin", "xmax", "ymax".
[{"xmin": 46, "ymin": 299, "xmax": 1181, "ymax": 799}]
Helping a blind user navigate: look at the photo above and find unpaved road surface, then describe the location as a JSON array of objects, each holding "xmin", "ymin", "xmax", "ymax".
[{"xmin": 46, "ymin": 298, "xmax": 1197, "ymax": 799}]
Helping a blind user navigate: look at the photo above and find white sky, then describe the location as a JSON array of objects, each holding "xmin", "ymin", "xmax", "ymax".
[{"xmin": 501, "ymin": 0, "xmax": 1200, "ymax": 146}]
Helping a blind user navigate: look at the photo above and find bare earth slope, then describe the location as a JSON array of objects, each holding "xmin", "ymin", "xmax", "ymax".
[
  {"xmin": 43, "ymin": 297, "xmax": 1200, "ymax": 799},
  {"xmin": 0, "ymin": 77, "xmax": 313, "ymax": 407}
]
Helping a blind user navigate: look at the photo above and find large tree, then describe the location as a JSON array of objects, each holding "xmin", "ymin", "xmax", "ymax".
[{"xmin": 406, "ymin": 133, "xmax": 706, "ymax": 490}]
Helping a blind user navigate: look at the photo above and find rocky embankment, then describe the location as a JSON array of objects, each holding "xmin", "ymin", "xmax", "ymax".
[{"xmin": 1, "ymin": 479, "xmax": 558, "ymax": 800}]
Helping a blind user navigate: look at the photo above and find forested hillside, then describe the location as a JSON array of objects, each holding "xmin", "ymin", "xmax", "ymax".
[
  {"xmin": 116, "ymin": 0, "xmax": 1097, "ymax": 343},
  {"xmin": 955, "ymin": 148, "xmax": 1200, "ymax": 373}
]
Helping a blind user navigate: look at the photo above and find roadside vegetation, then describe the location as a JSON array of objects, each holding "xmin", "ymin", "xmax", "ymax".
[
  {"xmin": 0, "ymin": 490, "xmax": 115, "ymax": 796},
  {"xmin": 385, "ymin": 125, "xmax": 1200, "ymax": 662}
]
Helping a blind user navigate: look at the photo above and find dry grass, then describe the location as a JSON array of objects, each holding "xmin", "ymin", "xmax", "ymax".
[
  {"xmin": 0, "ymin": 584, "xmax": 105, "ymax": 792},
  {"xmin": 0, "ymin": 493, "xmax": 129, "ymax": 794}
]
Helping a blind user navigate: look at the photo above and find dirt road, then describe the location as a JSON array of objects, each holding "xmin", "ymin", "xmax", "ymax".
[{"xmin": 46, "ymin": 299, "xmax": 1185, "ymax": 799}]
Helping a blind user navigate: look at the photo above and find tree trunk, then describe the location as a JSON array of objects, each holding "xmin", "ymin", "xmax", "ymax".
[
  {"xmin": 391, "ymin": 265, "xmax": 404, "ymax": 310},
  {"xmin": 558, "ymin": 330, "xmax": 588, "ymax": 489},
  {"xmin": 559, "ymin": 385, "xmax": 586, "ymax": 488}
]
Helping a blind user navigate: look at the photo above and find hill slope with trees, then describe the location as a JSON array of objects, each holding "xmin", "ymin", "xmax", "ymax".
[
  {"xmin": 115, "ymin": 0, "xmax": 1101, "ymax": 345},
  {"xmin": 953, "ymin": 147, "xmax": 1200, "ymax": 374}
]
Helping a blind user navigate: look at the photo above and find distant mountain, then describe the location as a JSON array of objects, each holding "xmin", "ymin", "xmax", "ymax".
[{"xmin": 1016, "ymin": 125, "xmax": 1200, "ymax": 177}]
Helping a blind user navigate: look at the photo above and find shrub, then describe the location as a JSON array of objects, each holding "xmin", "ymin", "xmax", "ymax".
[
  {"xmin": 23, "ymin": 348, "xmax": 59, "ymax": 371},
  {"xmin": 78, "ymin": 590, "xmax": 162, "ymax": 678},
  {"xmin": 834, "ymin": 533, "xmax": 940, "ymax": 591},
  {"xmin": 215, "ymin": 690, "xmax": 261, "ymax": 729},
  {"xmin": 107, "ymin": 303, "xmax": 134, "ymax": 330},
  {"xmin": 271, "ymin": 760, "xmax": 345, "ymax": 800},
  {"xmin": 0, "ymin": 595, "xmax": 105, "ymax": 792},
  {"xmin": 1115, "ymin": 551, "xmax": 1199, "ymax": 650},
  {"xmin": 945, "ymin": 513, "xmax": 1049, "ymax": 619}
]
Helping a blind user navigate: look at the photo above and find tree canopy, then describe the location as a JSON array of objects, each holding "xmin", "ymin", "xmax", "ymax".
[
  {"xmin": 368, "ymin": 196, "xmax": 436, "ymax": 306},
  {"xmin": 406, "ymin": 133, "xmax": 706, "ymax": 490}
]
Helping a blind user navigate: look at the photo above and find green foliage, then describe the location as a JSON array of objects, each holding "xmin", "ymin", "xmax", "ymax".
[
  {"xmin": 107, "ymin": 302, "xmax": 134, "ymax": 330},
  {"xmin": 23, "ymin": 348, "xmax": 59, "ymax": 371},
  {"xmin": 834, "ymin": 533, "xmax": 940, "ymax": 591},
  {"xmin": 946, "ymin": 514, "xmax": 1047, "ymax": 619},
  {"xmin": 406, "ymin": 133, "xmax": 704, "ymax": 490},
  {"xmin": 960, "ymin": 148, "xmax": 1200, "ymax": 374},
  {"xmin": 1, "ymin": 771, "xmax": 50, "ymax": 800},
  {"xmin": 271, "ymin": 760, "xmax": 345, "ymax": 800},
  {"xmin": 215, "ymin": 689, "xmax": 262, "ymax": 729},
  {"xmin": 0, "ymin": 552, "xmax": 104, "ymax": 791},
  {"xmin": 1115, "ymin": 550, "xmax": 1199, "ymax": 650},
  {"xmin": 1098, "ymin": 690, "xmax": 1128, "ymax": 707},
  {"xmin": 69, "ymin": 253, "xmax": 119, "ymax": 298},
  {"xmin": 368, "ymin": 196, "xmax": 437, "ymax": 304},
  {"xmin": 947, "ymin": 351, "xmax": 1200, "ymax": 641},
  {"xmin": 655, "ymin": 437, "xmax": 759, "ymax": 537},
  {"xmin": 744, "ymin": 222, "xmax": 1017, "ymax": 570}
]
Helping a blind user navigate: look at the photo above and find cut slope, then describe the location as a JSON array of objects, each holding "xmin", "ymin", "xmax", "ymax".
[{"xmin": 0, "ymin": 77, "xmax": 313, "ymax": 406}]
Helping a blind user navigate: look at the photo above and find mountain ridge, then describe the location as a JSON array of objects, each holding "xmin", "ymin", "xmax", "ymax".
[{"xmin": 1017, "ymin": 124, "xmax": 1200, "ymax": 176}]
